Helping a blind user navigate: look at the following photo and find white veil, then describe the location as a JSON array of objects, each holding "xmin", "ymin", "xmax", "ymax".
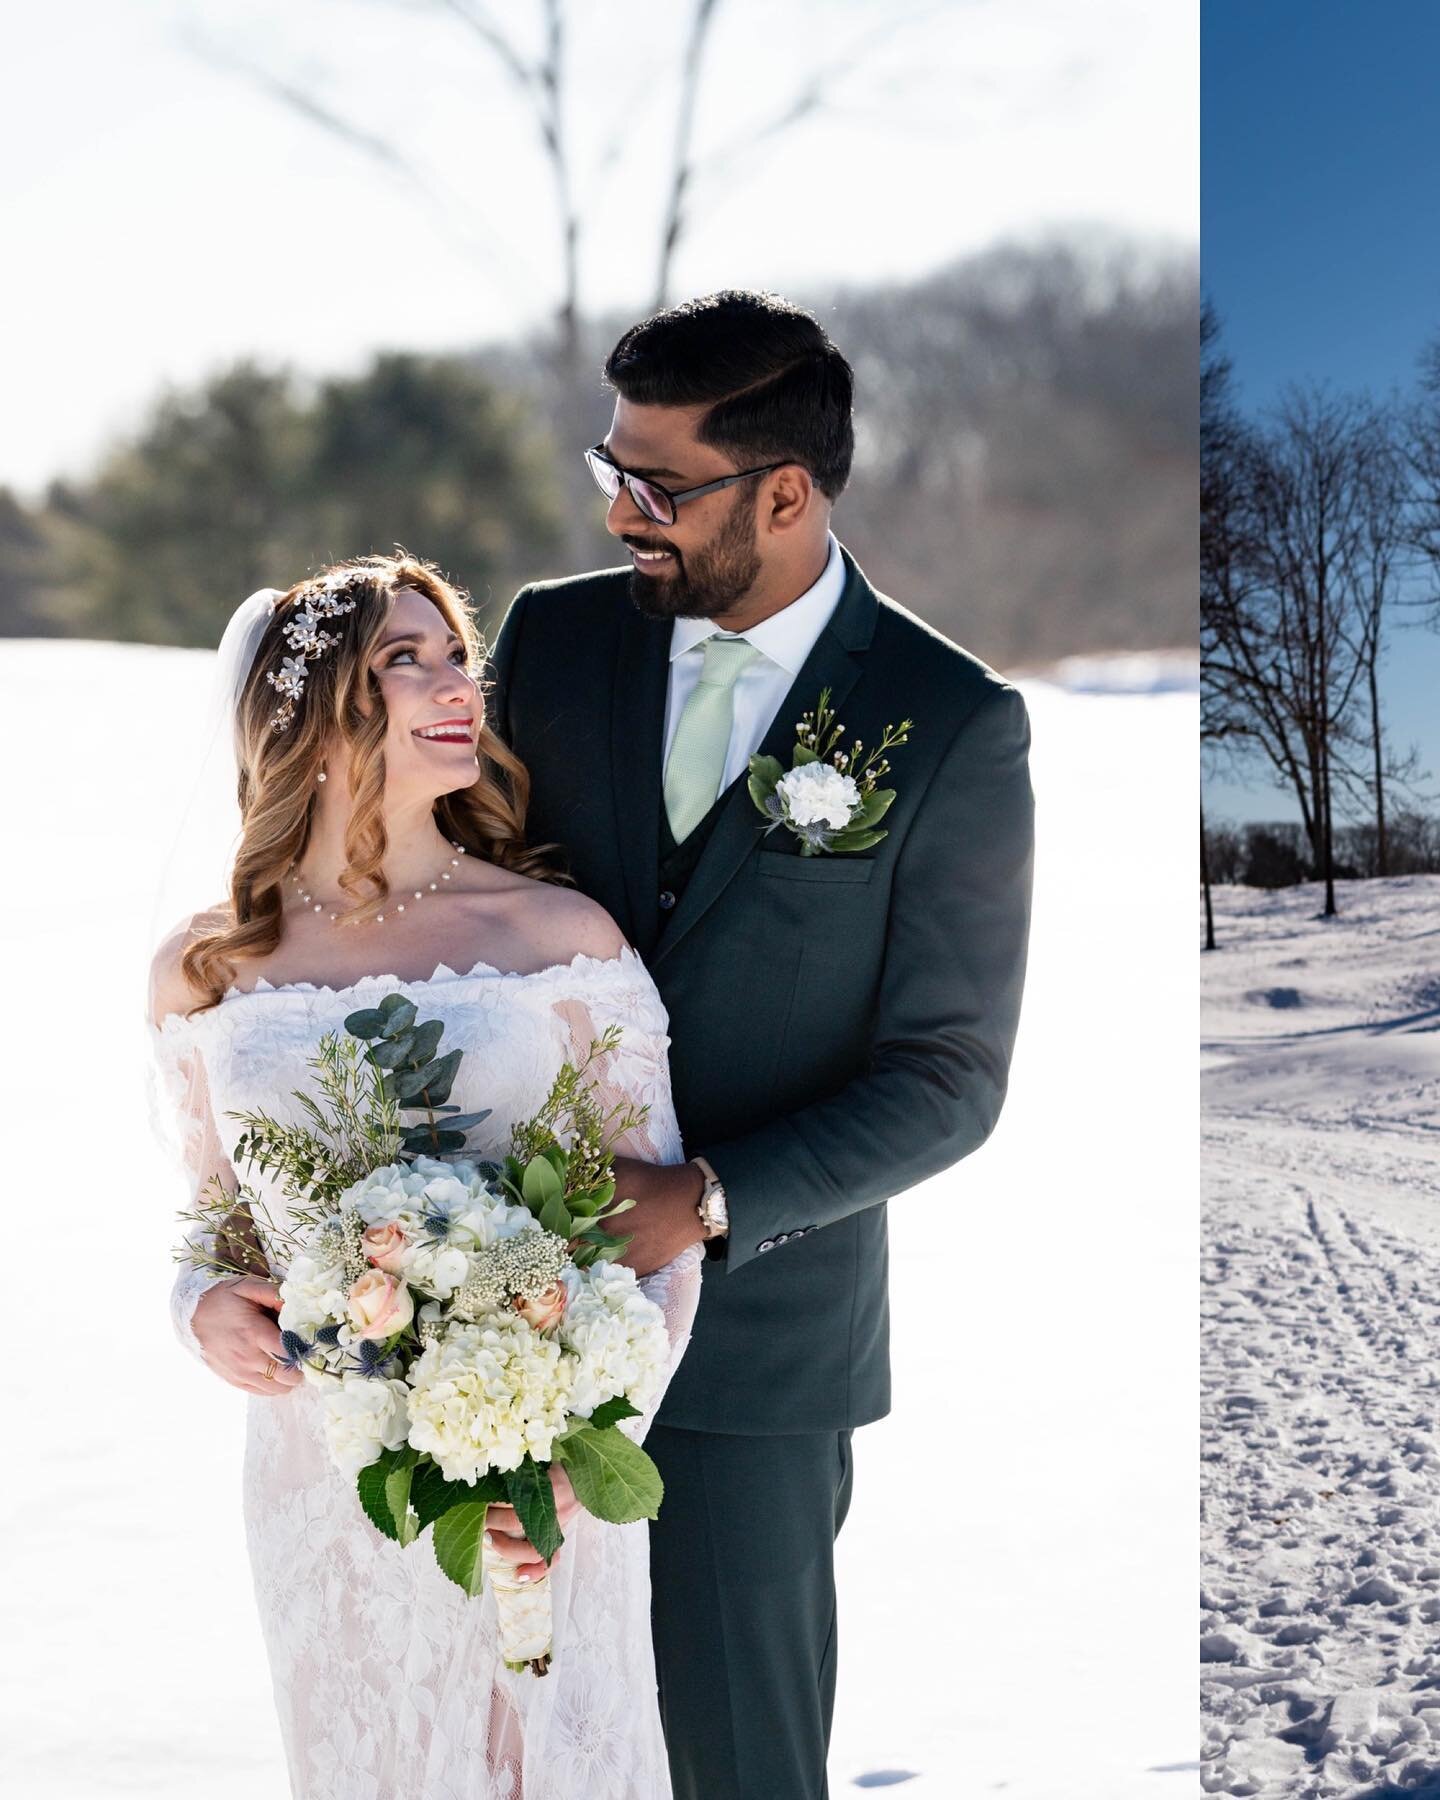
[{"xmin": 148, "ymin": 588, "xmax": 283, "ymax": 947}]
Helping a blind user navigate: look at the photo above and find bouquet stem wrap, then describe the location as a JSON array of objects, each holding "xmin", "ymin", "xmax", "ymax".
[{"xmin": 485, "ymin": 1541, "xmax": 554, "ymax": 1676}]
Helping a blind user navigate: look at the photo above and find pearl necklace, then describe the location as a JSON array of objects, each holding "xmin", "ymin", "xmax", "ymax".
[{"xmin": 289, "ymin": 843, "xmax": 468, "ymax": 923}]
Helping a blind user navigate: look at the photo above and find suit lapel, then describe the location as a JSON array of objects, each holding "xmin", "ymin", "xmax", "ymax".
[
  {"xmin": 652, "ymin": 550, "xmax": 880, "ymax": 968},
  {"xmin": 610, "ymin": 605, "xmax": 670, "ymax": 958}
]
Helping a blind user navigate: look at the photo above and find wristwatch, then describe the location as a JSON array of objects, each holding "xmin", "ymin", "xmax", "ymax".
[{"xmin": 690, "ymin": 1155, "xmax": 729, "ymax": 1241}]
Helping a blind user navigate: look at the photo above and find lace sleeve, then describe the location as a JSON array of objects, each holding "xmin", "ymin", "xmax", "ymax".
[
  {"xmin": 548, "ymin": 955, "xmax": 701, "ymax": 1438},
  {"xmin": 546, "ymin": 957, "xmax": 685, "ymax": 1168},
  {"xmin": 148, "ymin": 1017, "xmax": 242, "ymax": 1364}
]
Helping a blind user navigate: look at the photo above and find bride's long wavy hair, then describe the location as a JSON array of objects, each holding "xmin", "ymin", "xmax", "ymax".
[{"xmin": 182, "ymin": 552, "xmax": 563, "ymax": 1012}]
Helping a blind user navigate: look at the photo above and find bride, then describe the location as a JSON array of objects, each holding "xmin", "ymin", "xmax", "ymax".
[{"xmin": 148, "ymin": 552, "xmax": 701, "ymax": 1800}]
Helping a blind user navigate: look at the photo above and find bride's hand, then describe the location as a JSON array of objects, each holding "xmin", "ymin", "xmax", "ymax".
[
  {"xmin": 192, "ymin": 1278, "xmax": 303, "ymax": 1397},
  {"xmin": 484, "ymin": 1465, "xmax": 581, "ymax": 1581}
]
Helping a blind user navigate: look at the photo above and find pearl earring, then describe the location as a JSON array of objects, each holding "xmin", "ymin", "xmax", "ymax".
[{"xmin": 317, "ymin": 768, "xmax": 327, "ymax": 784}]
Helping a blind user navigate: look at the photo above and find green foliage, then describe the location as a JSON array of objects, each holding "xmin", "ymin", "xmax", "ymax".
[
  {"xmin": 344, "ymin": 995, "xmax": 490, "ymax": 1157},
  {"xmin": 34, "ymin": 355, "xmax": 563, "ymax": 646},
  {"xmin": 410, "ymin": 1462, "xmax": 504, "ymax": 1528},
  {"xmin": 586, "ymin": 1395, "xmax": 641, "ymax": 1430},
  {"xmin": 554, "ymin": 1424, "xmax": 664, "ymax": 1523},
  {"xmin": 357, "ymin": 1445, "xmax": 420, "ymax": 1546},
  {"xmin": 504, "ymin": 1456, "xmax": 563, "ymax": 1563},
  {"xmin": 229, "ymin": 1029, "xmax": 402, "ymax": 1212},
  {"xmin": 747, "ymin": 754, "xmax": 785, "ymax": 813},
  {"xmin": 501, "ymin": 1029, "xmax": 647, "ymax": 1267},
  {"xmin": 431, "ymin": 1501, "xmax": 493, "ymax": 1598}
]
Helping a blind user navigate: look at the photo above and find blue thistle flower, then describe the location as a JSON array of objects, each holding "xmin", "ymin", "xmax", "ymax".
[{"xmin": 278, "ymin": 1328, "xmax": 315, "ymax": 1369}]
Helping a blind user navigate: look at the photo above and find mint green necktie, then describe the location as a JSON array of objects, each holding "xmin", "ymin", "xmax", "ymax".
[{"xmin": 664, "ymin": 635, "xmax": 761, "ymax": 842}]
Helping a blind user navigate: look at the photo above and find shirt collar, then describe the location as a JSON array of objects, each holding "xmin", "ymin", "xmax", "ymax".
[{"xmin": 669, "ymin": 532, "xmax": 845, "ymax": 672}]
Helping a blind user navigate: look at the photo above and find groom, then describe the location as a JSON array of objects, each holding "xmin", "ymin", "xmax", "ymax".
[{"xmin": 488, "ymin": 290, "xmax": 1034, "ymax": 1799}]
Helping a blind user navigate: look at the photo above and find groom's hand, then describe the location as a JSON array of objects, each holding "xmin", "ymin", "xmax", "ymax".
[
  {"xmin": 484, "ymin": 1465, "xmax": 581, "ymax": 1582},
  {"xmin": 611, "ymin": 1156, "xmax": 706, "ymax": 1276}
]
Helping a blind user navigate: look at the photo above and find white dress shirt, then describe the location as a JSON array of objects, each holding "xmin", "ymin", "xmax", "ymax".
[{"xmin": 661, "ymin": 533, "xmax": 847, "ymax": 792}]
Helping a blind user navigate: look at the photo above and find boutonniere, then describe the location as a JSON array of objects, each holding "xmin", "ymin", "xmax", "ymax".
[{"xmin": 748, "ymin": 689, "xmax": 913, "ymax": 856}]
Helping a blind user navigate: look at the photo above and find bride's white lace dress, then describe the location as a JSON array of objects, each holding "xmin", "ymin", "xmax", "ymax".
[{"xmin": 151, "ymin": 948, "xmax": 700, "ymax": 1800}]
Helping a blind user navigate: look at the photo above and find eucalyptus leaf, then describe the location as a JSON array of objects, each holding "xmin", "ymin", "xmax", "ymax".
[
  {"xmin": 408, "ymin": 1019, "xmax": 445, "ymax": 1064},
  {"xmin": 379, "ymin": 997, "xmax": 418, "ymax": 1035},
  {"xmin": 432, "ymin": 1501, "xmax": 491, "ymax": 1598},
  {"xmin": 368, "ymin": 1036, "xmax": 412, "ymax": 1069},
  {"xmin": 343, "ymin": 1007, "xmax": 387, "ymax": 1039},
  {"xmin": 559, "ymin": 1426, "xmax": 664, "ymax": 1523},
  {"xmin": 437, "ymin": 1111, "xmax": 491, "ymax": 1134}
]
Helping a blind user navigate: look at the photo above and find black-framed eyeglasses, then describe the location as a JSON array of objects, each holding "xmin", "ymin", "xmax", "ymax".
[{"xmin": 584, "ymin": 443, "xmax": 787, "ymax": 527}]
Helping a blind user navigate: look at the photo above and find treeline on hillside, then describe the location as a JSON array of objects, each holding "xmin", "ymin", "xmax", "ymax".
[
  {"xmin": 2, "ymin": 236, "xmax": 1196, "ymax": 665},
  {"xmin": 1207, "ymin": 814, "xmax": 1440, "ymax": 889}
]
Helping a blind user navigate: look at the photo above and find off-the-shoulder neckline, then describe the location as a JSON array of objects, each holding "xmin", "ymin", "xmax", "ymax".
[{"xmin": 152, "ymin": 945, "xmax": 646, "ymax": 1034}]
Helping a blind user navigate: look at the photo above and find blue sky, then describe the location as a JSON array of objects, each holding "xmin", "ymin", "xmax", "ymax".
[{"xmin": 1203, "ymin": 0, "xmax": 1440, "ymax": 826}]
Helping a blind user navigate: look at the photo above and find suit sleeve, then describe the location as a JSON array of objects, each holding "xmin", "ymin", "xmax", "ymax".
[
  {"xmin": 695, "ymin": 682, "xmax": 1035, "ymax": 1273},
  {"xmin": 484, "ymin": 585, "xmax": 532, "ymax": 744}
]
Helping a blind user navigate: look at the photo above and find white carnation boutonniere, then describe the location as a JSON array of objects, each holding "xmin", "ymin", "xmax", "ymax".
[{"xmin": 748, "ymin": 688, "xmax": 913, "ymax": 856}]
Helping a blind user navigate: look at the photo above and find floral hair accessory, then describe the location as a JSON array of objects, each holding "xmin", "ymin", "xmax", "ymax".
[
  {"xmin": 748, "ymin": 688, "xmax": 913, "ymax": 856},
  {"xmin": 267, "ymin": 571, "xmax": 361, "ymax": 731}
]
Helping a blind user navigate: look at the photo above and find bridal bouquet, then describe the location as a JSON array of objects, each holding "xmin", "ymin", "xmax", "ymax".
[{"xmin": 179, "ymin": 993, "xmax": 669, "ymax": 1675}]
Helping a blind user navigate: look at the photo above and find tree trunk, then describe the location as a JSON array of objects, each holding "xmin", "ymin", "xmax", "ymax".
[
  {"xmin": 1369, "ymin": 652, "xmax": 1388, "ymax": 876},
  {"xmin": 1201, "ymin": 798, "xmax": 1216, "ymax": 952},
  {"xmin": 1320, "ymin": 733, "xmax": 1337, "ymax": 916}
]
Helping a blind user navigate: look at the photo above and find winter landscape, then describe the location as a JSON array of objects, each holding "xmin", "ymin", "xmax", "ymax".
[
  {"xmin": 7, "ymin": 638, "xmax": 1195, "ymax": 1798},
  {"xmin": 1203, "ymin": 877, "xmax": 1440, "ymax": 1796}
]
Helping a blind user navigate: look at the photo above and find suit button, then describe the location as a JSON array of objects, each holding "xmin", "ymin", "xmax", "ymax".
[
  {"xmin": 758, "ymin": 1239, "xmax": 775, "ymax": 1253},
  {"xmin": 774, "ymin": 1231, "xmax": 789, "ymax": 1244},
  {"xmin": 659, "ymin": 889, "xmax": 677, "ymax": 911}
]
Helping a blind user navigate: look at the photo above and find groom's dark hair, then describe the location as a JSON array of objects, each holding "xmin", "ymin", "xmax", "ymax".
[{"xmin": 603, "ymin": 290, "xmax": 855, "ymax": 500}]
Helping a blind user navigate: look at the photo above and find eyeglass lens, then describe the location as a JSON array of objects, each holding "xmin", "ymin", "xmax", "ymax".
[{"xmin": 586, "ymin": 451, "xmax": 674, "ymax": 525}]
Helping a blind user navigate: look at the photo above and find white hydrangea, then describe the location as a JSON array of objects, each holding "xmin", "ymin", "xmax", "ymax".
[
  {"xmin": 320, "ymin": 1373, "xmax": 412, "ymax": 1477},
  {"xmin": 776, "ymin": 759, "xmax": 860, "ymax": 830},
  {"xmin": 278, "ymin": 1247, "xmax": 349, "ymax": 1338},
  {"xmin": 337, "ymin": 1157, "xmax": 539, "ymax": 1300},
  {"xmin": 406, "ymin": 1316, "xmax": 576, "ymax": 1482},
  {"xmin": 559, "ymin": 1261, "xmax": 671, "ymax": 1420}
]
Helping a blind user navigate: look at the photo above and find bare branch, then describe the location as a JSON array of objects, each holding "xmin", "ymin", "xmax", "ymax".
[{"xmin": 653, "ymin": 0, "xmax": 724, "ymax": 310}]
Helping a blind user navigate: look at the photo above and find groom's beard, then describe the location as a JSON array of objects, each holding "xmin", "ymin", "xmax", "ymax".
[{"xmin": 625, "ymin": 495, "xmax": 761, "ymax": 622}]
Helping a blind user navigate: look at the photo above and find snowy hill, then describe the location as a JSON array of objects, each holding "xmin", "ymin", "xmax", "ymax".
[
  {"xmin": 5, "ymin": 640, "xmax": 1195, "ymax": 1798},
  {"xmin": 1203, "ymin": 878, "xmax": 1440, "ymax": 1796}
]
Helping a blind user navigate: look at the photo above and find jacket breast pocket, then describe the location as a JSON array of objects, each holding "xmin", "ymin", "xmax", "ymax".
[{"xmin": 757, "ymin": 855, "xmax": 877, "ymax": 885}]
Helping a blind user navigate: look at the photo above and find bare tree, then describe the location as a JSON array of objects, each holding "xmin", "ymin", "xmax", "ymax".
[
  {"xmin": 1202, "ymin": 353, "xmax": 1384, "ymax": 916},
  {"xmin": 1339, "ymin": 408, "xmax": 1408, "ymax": 874}
]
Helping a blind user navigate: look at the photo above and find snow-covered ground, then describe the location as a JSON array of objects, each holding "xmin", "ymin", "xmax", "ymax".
[
  {"xmin": 7, "ymin": 639, "xmax": 1195, "ymax": 1798},
  {"xmin": 1202, "ymin": 878, "xmax": 1440, "ymax": 1797}
]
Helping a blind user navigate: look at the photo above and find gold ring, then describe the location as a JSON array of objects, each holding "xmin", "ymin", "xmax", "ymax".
[{"xmin": 263, "ymin": 1356, "xmax": 278, "ymax": 1381}]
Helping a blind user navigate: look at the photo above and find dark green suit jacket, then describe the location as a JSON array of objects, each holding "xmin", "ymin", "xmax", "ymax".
[{"xmin": 487, "ymin": 546, "xmax": 1034, "ymax": 1434}]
